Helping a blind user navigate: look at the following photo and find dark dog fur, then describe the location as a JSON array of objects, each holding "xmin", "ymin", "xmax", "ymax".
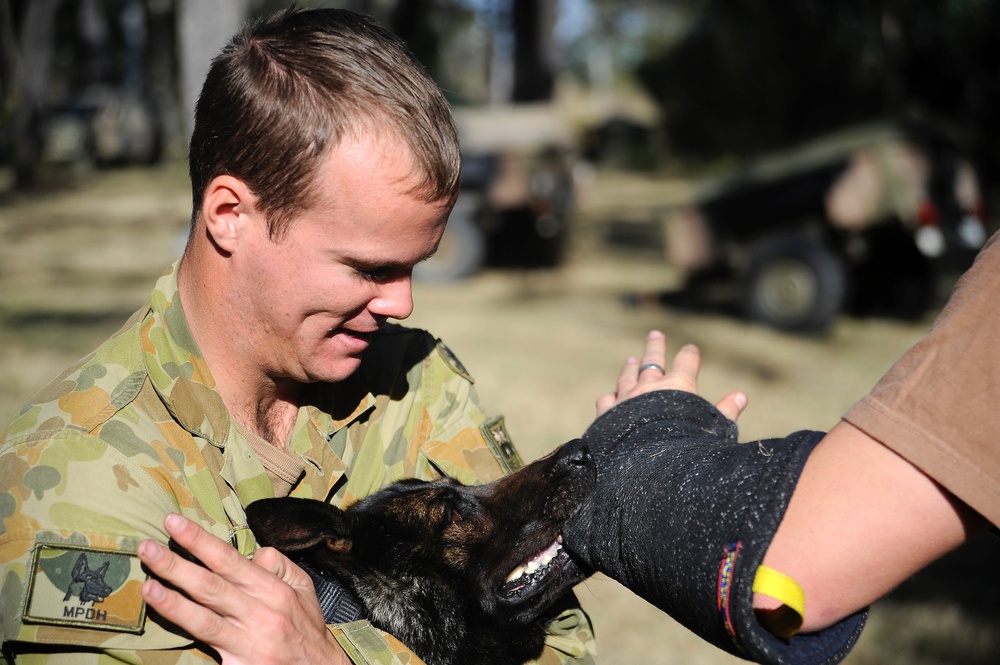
[{"xmin": 246, "ymin": 437, "xmax": 595, "ymax": 665}]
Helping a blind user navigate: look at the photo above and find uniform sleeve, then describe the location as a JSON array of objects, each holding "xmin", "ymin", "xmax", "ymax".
[
  {"xmin": 0, "ymin": 428, "xmax": 224, "ymax": 663},
  {"xmin": 843, "ymin": 232, "xmax": 1000, "ymax": 527},
  {"xmin": 331, "ymin": 622, "xmax": 427, "ymax": 665},
  {"xmin": 416, "ymin": 339, "xmax": 522, "ymax": 485}
]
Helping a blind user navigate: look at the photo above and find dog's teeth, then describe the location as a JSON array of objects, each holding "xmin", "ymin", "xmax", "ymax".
[
  {"xmin": 539, "ymin": 542, "xmax": 562, "ymax": 566},
  {"xmin": 503, "ymin": 538, "xmax": 566, "ymax": 590},
  {"xmin": 505, "ymin": 566, "xmax": 526, "ymax": 584}
]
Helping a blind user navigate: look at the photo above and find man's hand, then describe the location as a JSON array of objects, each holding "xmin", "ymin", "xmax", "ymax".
[
  {"xmin": 138, "ymin": 513, "xmax": 350, "ymax": 665},
  {"xmin": 596, "ymin": 330, "xmax": 747, "ymax": 421}
]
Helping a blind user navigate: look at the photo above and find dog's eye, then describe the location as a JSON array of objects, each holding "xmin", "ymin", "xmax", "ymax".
[{"xmin": 450, "ymin": 508, "xmax": 463, "ymax": 524}]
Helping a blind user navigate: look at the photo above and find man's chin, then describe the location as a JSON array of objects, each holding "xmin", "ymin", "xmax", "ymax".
[{"xmin": 305, "ymin": 357, "xmax": 364, "ymax": 385}]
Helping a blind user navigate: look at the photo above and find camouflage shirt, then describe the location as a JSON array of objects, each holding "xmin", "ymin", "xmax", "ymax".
[{"xmin": 0, "ymin": 263, "xmax": 597, "ymax": 664}]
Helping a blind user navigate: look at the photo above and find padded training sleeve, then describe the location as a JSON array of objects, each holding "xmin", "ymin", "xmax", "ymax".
[{"xmin": 564, "ymin": 390, "xmax": 866, "ymax": 665}]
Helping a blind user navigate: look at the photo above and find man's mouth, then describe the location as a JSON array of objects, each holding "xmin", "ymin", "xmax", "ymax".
[
  {"xmin": 330, "ymin": 328, "xmax": 376, "ymax": 344},
  {"xmin": 499, "ymin": 534, "xmax": 571, "ymax": 599}
]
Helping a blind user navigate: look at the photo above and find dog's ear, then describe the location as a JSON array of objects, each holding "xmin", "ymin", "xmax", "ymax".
[{"xmin": 246, "ymin": 497, "xmax": 353, "ymax": 554}]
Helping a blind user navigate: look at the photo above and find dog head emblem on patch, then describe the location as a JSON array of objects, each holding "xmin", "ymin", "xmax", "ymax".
[
  {"xmin": 63, "ymin": 552, "xmax": 113, "ymax": 604},
  {"xmin": 247, "ymin": 437, "xmax": 596, "ymax": 665}
]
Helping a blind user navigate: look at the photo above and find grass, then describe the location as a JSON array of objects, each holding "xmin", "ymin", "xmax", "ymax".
[{"xmin": 1, "ymin": 162, "xmax": 996, "ymax": 664}]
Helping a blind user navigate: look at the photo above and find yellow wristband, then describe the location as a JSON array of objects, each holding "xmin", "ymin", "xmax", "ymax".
[{"xmin": 752, "ymin": 565, "xmax": 805, "ymax": 639}]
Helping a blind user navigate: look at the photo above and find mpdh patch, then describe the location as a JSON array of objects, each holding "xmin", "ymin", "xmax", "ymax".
[{"xmin": 23, "ymin": 544, "xmax": 147, "ymax": 633}]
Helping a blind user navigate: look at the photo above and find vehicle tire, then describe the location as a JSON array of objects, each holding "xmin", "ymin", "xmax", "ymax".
[
  {"xmin": 741, "ymin": 236, "xmax": 847, "ymax": 332},
  {"xmin": 413, "ymin": 194, "xmax": 486, "ymax": 282}
]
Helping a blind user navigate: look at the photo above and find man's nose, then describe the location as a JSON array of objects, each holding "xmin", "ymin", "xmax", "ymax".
[{"xmin": 369, "ymin": 275, "xmax": 414, "ymax": 321}]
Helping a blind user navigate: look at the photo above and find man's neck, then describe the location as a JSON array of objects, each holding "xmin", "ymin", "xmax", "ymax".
[
  {"xmin": 177, "ymin": 250, "xmax": 301, "ymax": 448},
  {"xmin": 233, "ymin": 389, "xmax": 302, "ymax": 449}
]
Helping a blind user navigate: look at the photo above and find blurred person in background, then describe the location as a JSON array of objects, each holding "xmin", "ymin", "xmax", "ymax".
[{"xmin": 0, "ymin": 8, "xmax": 596, "ymax": 664}]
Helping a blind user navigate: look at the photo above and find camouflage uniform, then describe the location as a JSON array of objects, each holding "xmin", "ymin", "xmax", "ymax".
[{"xmin": 0, "ymin": 263, "xmax": 597, "ymax": 664}]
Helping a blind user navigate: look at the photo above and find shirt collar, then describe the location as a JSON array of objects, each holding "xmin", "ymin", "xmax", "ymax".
[{"xmin": 142, "ymin": 261, "xmax": 231, "ymax": 446}]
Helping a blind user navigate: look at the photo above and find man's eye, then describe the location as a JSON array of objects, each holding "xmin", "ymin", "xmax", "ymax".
[
  {"xmin": 356, "ymin": 268, "xmax": 391, "ymax": 283},
  {"xmin": 356, "ymin": 266, "xmax": 407, "ymax": 283}
]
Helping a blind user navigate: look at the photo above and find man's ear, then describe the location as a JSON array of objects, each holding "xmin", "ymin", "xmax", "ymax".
[{"xmin": 200, "ymin": 175, "xmax": 259, "ymax": 254}]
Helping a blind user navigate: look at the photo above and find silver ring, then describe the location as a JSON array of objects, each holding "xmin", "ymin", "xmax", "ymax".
[{"xmin": 639, "ymin": 363, "xmax": 665, "ymax": 374}]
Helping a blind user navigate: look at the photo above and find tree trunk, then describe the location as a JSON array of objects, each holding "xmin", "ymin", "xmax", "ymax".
[
  {"xmin": 511, "ymin": 0, "xmax": 555, "ymax": 102},
  {"xmin": 176, "ymin": 0, "xmax": 248, "ymax": 143},
  {"xmin": 11, "ymin": 0, "xmax": 62, "ymax": 189}
]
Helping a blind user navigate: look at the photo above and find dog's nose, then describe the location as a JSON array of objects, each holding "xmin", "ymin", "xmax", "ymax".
[{"xmin": 556, "ymin": 438, "xmax": 591, "ymax": 468}]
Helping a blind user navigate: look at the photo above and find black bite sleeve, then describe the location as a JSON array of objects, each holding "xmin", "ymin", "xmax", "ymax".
[{"xmin": 564, "ymin": 390, "xmax": 866, "ymax": 665}]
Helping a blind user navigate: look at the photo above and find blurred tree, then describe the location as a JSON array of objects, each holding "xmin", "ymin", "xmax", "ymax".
[
  {"xmin": 630, "ymin": 0, "xmax": 1000, "ymax": 203},
  {"xmin": 1, "ymin": 0, "xmax": 182, "ymax": 187},
  {"xmin": 383, "ymin": 0, "xmax": 558, "ymax": 105},
  {"xmin": 177, "ymin": 0, "xmax": 248, "ymax": 140},
  {"xmin": 557, "ymin": 0, "xmax": 691, "ymax": 90},
  {"xmin": 447, "ymin": 0, "xmax": 557, "ymax": 103},
  {"xmin": 511, "ymin": 0, "xmax": 556, "ymax": 101},
  {"xmin": 389, "ymin": 0, "xmax": 436, "ymax": 67},
  {"xmin": 0, "ymin": 1, "xmax": 18, "ymax": 170},
  {"xmin": 6, "ymin": 0, "xmax": 63, "ymax": 189},
  {"xmin": 635, "ymin": 0, "xmax": 885, "ymax": 159}
]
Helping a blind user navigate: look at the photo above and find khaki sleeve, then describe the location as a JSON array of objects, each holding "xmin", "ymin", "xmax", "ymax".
[
  {"xmin": 331, "ymin": 612, "xmax": 599, "ymax": 665},
  {"xmin": 416, "ymin": 339, "xmax": 521, "ymax": 484},
  {"xmin": 331, "ymin": 622, "xmax": 428, "ymax": 665},
  {"xmin": 0, "ymin": 429, "xmax": 222, "ymax": 662}
]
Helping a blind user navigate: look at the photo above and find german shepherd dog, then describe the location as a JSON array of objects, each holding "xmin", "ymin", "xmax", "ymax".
[{"xmin": 246, "ymin": 437, "xmax": 595, "ymax": 665}]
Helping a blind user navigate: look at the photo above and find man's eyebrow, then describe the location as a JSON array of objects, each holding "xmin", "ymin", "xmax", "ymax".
[
  {"xmin": 344, "ymin": 241, "xmax": 441, "ymax": 272},
  {"xmin": 352, "ymin": 254, "xmax": 434, "ymax": 273}
]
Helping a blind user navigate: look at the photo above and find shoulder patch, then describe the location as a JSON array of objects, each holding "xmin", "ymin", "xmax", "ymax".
[
  {"xmin": 481, "ymin": 416, "xmax": 524, "ymax": 474},
  {"xmin": 436, "ymin": 341, "xmax": 474, "ymax": 383},
  {"xmin": 22, "ymin": 544, "xmax": 147, "ymax": 634}
]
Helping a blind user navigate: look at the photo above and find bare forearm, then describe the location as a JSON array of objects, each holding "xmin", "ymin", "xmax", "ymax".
[{"xmin": 757, "ymin": 421, "xmax": 989, "ymax": 631}]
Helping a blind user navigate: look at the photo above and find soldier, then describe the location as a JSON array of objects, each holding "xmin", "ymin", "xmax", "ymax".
[{"xmin": 0, "ymin": 8, "xmax": 596, "ymax": 664}]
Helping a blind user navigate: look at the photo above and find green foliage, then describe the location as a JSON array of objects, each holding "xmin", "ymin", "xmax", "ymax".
[
  {"xmin": 636, "ymin": 1, "xmax": 886, "ymax": 159},
  {"xmin": 632, "ymin": 0, "xmax": 1000, "ymax": 184}
]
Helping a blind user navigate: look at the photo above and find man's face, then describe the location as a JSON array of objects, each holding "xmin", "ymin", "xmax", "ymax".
[{"xmin": 233, "ymin": 133, "xmax": 451, "ymax": 384}]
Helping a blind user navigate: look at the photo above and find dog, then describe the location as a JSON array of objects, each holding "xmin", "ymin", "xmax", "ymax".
[{"xmin": 246, "ymin": 437, "xmax": 596, "ymax": 665}]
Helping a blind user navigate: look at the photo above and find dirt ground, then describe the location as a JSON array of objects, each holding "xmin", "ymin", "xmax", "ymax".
[{"xmin": 1, "ymin": 164, "xmax": 998, "ymax": 664}]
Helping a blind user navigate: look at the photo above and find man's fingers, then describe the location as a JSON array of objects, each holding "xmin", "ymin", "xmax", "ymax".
[
  {"xmin": 617, "ymin": 356, "xmax": 640, "ymax": 396},
  {"xmin": 138, "ymin": 515, "xmax": 270, "ymax": 614},
  {"xmin": 161, "ymin": 513, "xmax": 247, "ymax": 578},
  {"xmin": 595, "ymin": 391, "xmax": 617, "ymax": 418},
  {"xmin": 636, "ymin": 331, "xmax": 669, "ymax": 382},
  {"xmin": 662, "ymin": 343, "xmax": 701, "ymax": 391},
  {"xmin": 139, "ymin": 546, "xmax": 241, "ymax": 649},
  {"xmin": 598, "ymin": 332, "xmax": 749, "ymax": 422},
  {"xmin": 715, "ymin": 390, "xmax": 749, "ymax": 422},
  {"xmin": 142, "ymin": 577, "xmax": 231, "ymax": 638},
  {"xmin": 137, "ymin": 529, "xmax": 215, "ymax": 591},
  {"xmin": 138, "ymin": 535, "xmax": 233, "ymax": 606},
  {"xmin": 139, "ymin": 515, "xmax": 345, "ymax": 664},
  {"xmin": 251, "ymin": 547, "xmax": 314, "ymax": 592}
]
